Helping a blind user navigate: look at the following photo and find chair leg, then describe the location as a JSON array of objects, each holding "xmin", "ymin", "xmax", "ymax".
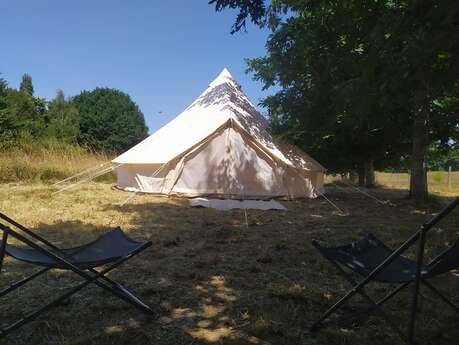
[
  {"xmin": 312, "ymin": 281, "xmax": 412, "ymax": 344},
  {"xmin": 0, "ymin": 230, "xmax": 8, "ymax": 273},
  {"xmin": 0, "ymin": 246, "xmax": 153, "ymax": 338},
  {"xmin": 0, "ymin": 267, "xmax": 50, "ymax": 298},
  {"xmin": 112, "ymin": 282, "xmax": 154, "ymax": 313},
  {"xmin": 357, "ymin": 282, "xmax": 411, "ymax": 320},
  {"xmin": 3, "ymin": 226, "xmax": 151, "ymax": 310},
  {"xmin": 310, "ymin": 254, "xmax": 412, "ymax": 344},
  {"xmin": 356, "ymin": 285, "xmax": 412, "ymax": 344},
  {"xmin": 311, "ymin": 223, "xmax": 425, "ymax": 332},
  {"xmin": 407, "ymin": 229, "xmax": 428, "ymax": 344},
  {"xmin": 82, "ymin": 253, "xmax": 155, "ymax": 315},
  {"xmin": 407, "ymin": 284, "xmax": 421, "ymax": 344},
  {"xmin": 311, "ymin": 254, "xmax": 408, "ymax": 331},
  {"xmin": 0, "ymin": 273, "xmax": 96, "ymax": 337},
  {"xmin": 85, "ymin": 268, "xmax": 154, "ymax": 315},
  {"xmin": 374, "ymin": 282, "xmax": 411, "ymax": 308},
  {"xmin": 422, "ymin": 280, "xmax": 459, "ymax": 315},
  {"xmin": 341, "ymin": 275, "xmax": 411, "ymax": 343},
  {"xmin": 311, "ymin": 256, "xmax": 370, "ymax": 331}
]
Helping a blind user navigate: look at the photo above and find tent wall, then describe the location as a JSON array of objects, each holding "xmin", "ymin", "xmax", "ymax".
[
  {"xmin": 303, "ymin": 171, "xmax": 324, "ymax": 194},
  {"xmin": 170, "ymin": 126, "xmax": 288, "ymax": 198},
  {"xmin": 115, "ymin": 125, "xmax": 324, "ymax": 199},
  {"xmin": 115, "ymin": 164, "xmax": 163, "ymax": 191},
  {"xmin": 113, "ymin": 69, "xmax": 326, "ymax": 199}
]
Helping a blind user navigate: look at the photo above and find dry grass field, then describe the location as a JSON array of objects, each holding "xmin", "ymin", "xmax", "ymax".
[
  {"xmin": 326, "ymin": 171, "xmax": 459, "ymax": 197},
  {"xmin": 375, "ymin": 171, "xmax": 459, "ymax": 197},
  {"xmin": 0, "ymin": 181, "xmax": 458, "ymax": 345},
  {"xmin": 0, "ymin": 143, "xmax": 113, "ymax": 184}
]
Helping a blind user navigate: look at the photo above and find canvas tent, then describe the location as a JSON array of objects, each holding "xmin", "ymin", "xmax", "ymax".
[{"xmin": 113, "ymin": 68, "xmax": 326, "ymax": 199}]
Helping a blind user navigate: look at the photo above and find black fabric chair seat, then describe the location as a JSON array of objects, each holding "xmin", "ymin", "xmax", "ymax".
[
  {"xmin": 2, "ymin": 228, "xmax": 147, "ymax": 269},
  {"xmin": 313, "ymin": 234, "xmax": 430, "ymax": 283}
]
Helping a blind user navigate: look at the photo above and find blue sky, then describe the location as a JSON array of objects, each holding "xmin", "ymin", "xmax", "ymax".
[{"xmin": 0, "ymin": 0, "xmax": 273, "ymax": 133}]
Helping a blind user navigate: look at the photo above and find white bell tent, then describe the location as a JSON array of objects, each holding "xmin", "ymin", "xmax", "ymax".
[{"xmin": 112, "ymin": 68, "xmax": 326, "ymax": 199}]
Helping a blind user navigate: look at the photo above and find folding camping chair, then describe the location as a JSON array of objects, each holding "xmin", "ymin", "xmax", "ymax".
[
  {"xmin": 0, "ymin": 212, "xmax": 154, "ymax": 338},
  {"xmin": 311, "ymin": 197, "xmax": 459, "ymax": 345}
]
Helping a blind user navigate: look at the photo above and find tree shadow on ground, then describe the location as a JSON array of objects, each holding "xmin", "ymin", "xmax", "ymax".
[
  {"xmin": 1, "ymin": 186, "xmax": 458, "ymax": 344},
  {"xmin": 101, "ymin": 187, "xmax": 459, "ymax": 344}
]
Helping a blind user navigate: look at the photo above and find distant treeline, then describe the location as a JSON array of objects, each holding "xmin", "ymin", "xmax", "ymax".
[{"xmin": 0, "ymin": 73, "xmax": 148, "ymax": 153}]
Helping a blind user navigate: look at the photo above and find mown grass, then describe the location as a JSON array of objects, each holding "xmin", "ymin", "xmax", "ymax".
[
  {"xmin": 0, "ymin": 182, "xmax": 458, "ymax": 345},
  {"xmin": 0, "ymin": 140, "xmax": 115, "ymax": 184},
  {"xmin": 375, "ymin": 171, "xmax": 459, "ymax": 196},
  {"xmin": 326, "ymin": 171, "xmax": 459, "ymax": 197}
]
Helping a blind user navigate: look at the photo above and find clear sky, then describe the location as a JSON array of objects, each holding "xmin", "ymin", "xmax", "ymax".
[{"xmin": 0, "ymin": 0, "xmax": 273, "ymax": 133}]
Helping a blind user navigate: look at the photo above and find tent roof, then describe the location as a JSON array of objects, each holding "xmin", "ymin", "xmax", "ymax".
[{"xmin": 113, "ymin": 68, "xmax": 326, "ymax": 172}]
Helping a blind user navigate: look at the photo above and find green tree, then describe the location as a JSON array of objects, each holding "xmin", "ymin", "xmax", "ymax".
[
  {"xmin": 398, "ymin": 2, "xmax": 459, "ymax": 201},
  {"xmin": 72, "ymin": 88, "xmax": 148, "ymax": 152},
  {"xmin": 0, "ymin": 88, "xmax": 45, "ymax": 148},
  {"xmin": 1, "ymin": 73, "xmax": 46, "ymax": 147},
  {"xmin": 0, "ymin": 75, "xmax": 14, "ymax": 147},
  {"xmin": 46, "ymin": 90, "xmax": 80, "ymax": 142},
  {"xmin": 0, "ymin": 75, "xmax": 7, "ymax": 94},
  {"xmin": 19, "ymin": 73, "xmax": 34, "ymax": 96},
  {"xmin": 428, "ymin": 145, "xmax": 459, "ymax": 171},
  {"xmin": 0, "ymin": 74, "xmax": 7, "ymax": 109},
  {"xmin": 211, "ymin": 0, "xmax": 459, "ymax": 201}
]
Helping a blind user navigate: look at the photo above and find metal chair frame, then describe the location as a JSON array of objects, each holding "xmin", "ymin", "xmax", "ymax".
[
  {"xmin": 311, "ymin": 197, "xmax": 459, "ymax": 345},
  {"xmin": 0, "ymin": 212, "xmax": 154, "ymax": 338}
]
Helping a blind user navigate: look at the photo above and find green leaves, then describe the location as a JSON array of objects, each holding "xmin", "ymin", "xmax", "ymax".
[
  {"xmin": 0, "ymin": 87, "xmax": 45, "ymax": 149},
  {"xmin": 46, "ymin": 90, "xmax": 80, "ymax": 143},
  {"xmin": 213, "ymin": 0, "xmax": 459, "ymax": 180},
  {"xmin": 72, "ymin": 88, "xmax": 148, "ymax": 153},
  {"xmin": 19, "ymin": 74, "xmax": 34, "ymax": 96},
  {"xmin": 210, "ymin": 0, "xmax": 268, "ymax": 33},
  {"xmin": 0, "ymin": 73, "xmax": 149, "ymax": 154}
]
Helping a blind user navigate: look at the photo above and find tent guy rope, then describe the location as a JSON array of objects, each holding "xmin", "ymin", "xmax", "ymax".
[
  {"xmin": 313, "ymin": 186, "xmax": 346, "ymax": 215},
  {"xmin": 52, "ymin": 162, "xmax": 113, "ymax": 187},
  {"xmin": 333, "ymin": 179, "xmax": 387, "ymax": 205}
]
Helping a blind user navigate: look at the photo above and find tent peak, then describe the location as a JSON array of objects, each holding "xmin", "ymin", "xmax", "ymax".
[
  {"xmin": 113, "ymin": 66, "xmax": 326, "ymax": 174},
  {"xmin": 209, "ymin": 68, "xmax": 234, "ymax": 87},
  {"xmin": 220, "ymin": 67, "xmax": 232, "ymax": 78}
]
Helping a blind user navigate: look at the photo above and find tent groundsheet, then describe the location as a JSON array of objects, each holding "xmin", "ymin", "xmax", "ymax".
[{"xmin": 189, "ymin": 198, "xmax": 287, "ymax": 210}]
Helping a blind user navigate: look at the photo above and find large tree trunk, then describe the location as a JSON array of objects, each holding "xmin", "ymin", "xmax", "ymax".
[
  {"xmin": 409, "ymin": 91, "xmax": 429, "ymax": 202},
  {"xmin": 358, "ymin": 164, "xmax": 365, "ymax": 186},
  {"xmin": 349, "ymin": 170, "xmax": 358, "ymax": 184},
  {"xmin": 364, "ymin": 157, "xmax": 375, "ymax": 188}
]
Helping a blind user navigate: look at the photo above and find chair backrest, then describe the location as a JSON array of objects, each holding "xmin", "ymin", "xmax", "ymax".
[{"xmin": 427, "ymin": 240, "xmax": 459, "ymax": 277}]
